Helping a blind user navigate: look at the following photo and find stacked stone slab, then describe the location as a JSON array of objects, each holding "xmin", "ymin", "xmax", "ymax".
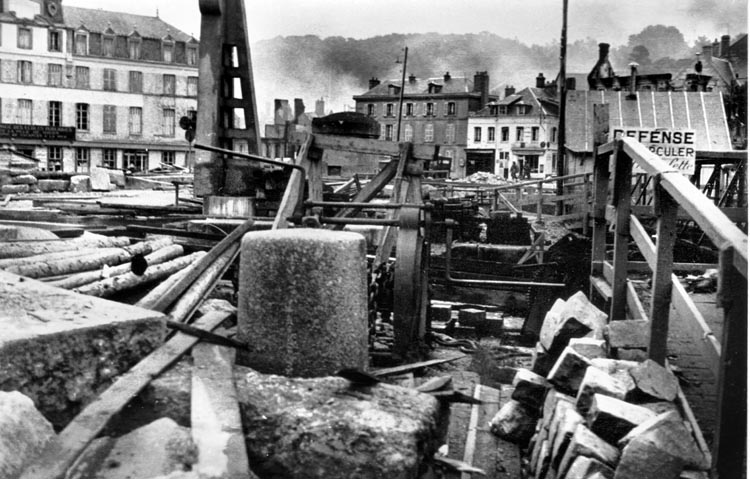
[{"xmin": 488, "ymin": 290, "xmax": 710, "ymax": 479}]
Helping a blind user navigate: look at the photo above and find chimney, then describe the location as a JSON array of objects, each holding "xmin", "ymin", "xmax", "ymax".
[
  {"xmin": 712, "ymin": 38, "xmax": 720, "ymax": 57},
  {"xmin": 720, "ymin": 34, "xmax": 731, "ymax": 58},
  {"xmin": 443, "ymin": 71, "xmax": 451, "ymax": 82},
  {"xmin": 274, "ymin": 99, "xmax": 291, "ymax": 125},
  {"xmin": 473, "ymin": 71, "xmax": 489, "ymax": 107},
  {"xmin": 628, "ymin": 62, "xmax": 638, "ymax": 96},
  {"xmin": 504, "ymin": 85, "xmax": 515, "ymax": 98},
  {"xmin": 368, "ymin": 77, "xmax": 380, "ymax": 90},
  {"xmin": 408, "ymin": 73, "xmax": 417, "ymax": 84},
  {"xmin": 315, "ymin": 98, "xmax": 325, "ymax": 117},
  {"xmin": 293, "ymin": 98, "xmax": 305, "ymax": 124},
  {"xmin": 598, "ymin": 43, "xmax": 610, "ymax": 61},
  {"xmin": 702, "ymin": 45, "xmax": 714, "ymax": 63},
  {"xmin": 536, "ymin": 72, "xmax": 545, "ymax": 88}
]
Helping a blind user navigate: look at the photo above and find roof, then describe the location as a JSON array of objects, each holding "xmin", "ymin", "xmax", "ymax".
[
  {"xmin": 565, "ymin": 90, "xmax": 732, "ymax": 153},
  {"xmin": 356, "ymin": 76, "xmax": 477, "ymax": 98},
  {"xmin": 729, "ymin": 34, "xmax": 747, "ymax": 81},
  {"xmin": 473, "ymin": 87, "xmax": 559, "ymax": 117},
  {"xmin": 63, "ymin": 6, "xmax": 194, "ymax": 42}
]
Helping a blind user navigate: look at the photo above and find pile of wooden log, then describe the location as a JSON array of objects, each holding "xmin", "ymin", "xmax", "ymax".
[{"xmin": 490, "ymin": 291, "xmax": 711, "ymax": 479}]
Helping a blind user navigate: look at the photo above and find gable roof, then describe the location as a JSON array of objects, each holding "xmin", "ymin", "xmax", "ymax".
[
  {"xmin": 565, "ymin": 90, "xmax": 731, "ymax": 153},
  {"xmin": 473, "ymin": 86, "xmax": 559, "ymax": 117},
  {"xmin": 63, "ymin": 6, "xmax": 194, "ymax": 42},
  {"xmin": 356, "ymin": 76, "xmax": 478, "ymax": 98}
]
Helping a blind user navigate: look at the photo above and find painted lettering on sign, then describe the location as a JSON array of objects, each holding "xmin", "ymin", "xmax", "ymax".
[{"xmin": 612, "ymin": 128, "xmax": 696, "ymax": 173}]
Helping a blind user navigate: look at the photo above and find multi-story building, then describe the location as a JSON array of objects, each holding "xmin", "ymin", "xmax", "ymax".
[
  {"xmin": 353, "ymin": 71, "xmax": 495, "ymax": 178},
  {"xmin": 466, "ymin": 75, "xmax": 559, "ymax": 179},
  {"xmin": 0, "ymin": 0, "xmax": 198, "ymax": 173}
]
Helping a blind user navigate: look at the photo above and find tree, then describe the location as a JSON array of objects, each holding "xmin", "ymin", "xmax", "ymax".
[
  {"xmin": 629, "ymin": 45, "xmax": 652, "ymax": 65},
  {"xmin": 627, "ymin": 25, "xmax": 690, "ymax": 60}
]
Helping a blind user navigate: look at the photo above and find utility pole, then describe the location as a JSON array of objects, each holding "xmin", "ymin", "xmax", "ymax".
[
  {"xmin": 555, "ymin": 0, "xmax": 568, "ymax": 215},
  {"xmin": 396, "ymin": 46, "xmax": 408, "ymax": 141}
]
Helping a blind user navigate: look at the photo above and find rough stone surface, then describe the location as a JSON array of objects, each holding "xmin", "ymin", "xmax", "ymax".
[
  {"xmin": 511, "ymin": 368, "xmax": 551, "ymax": 412},
  {"xmin": 0, "ymin": 271, "xmax": 166, "ymax": 428},
  {"xmin": 586, "ymin": 394, "xmax": 656, "ymax": 445},
  {"xmin": 0, "ymin": 390, "xmax": 56, "ymax": 478},
  {"xmin": 563, "ymin": 455, "xmax": 614, "ymax": 479},
  {"xmin": 89, "ymin": 167, "xmax": 113, "ymax": 191},
  {"xmin": 589, "ymin": 359, "xmax": 638, "ymax": 395},
  {"xmin": 11, "ymin": 174, "xmax": 37, "ymax": 185},
  {"xmin": 123, "ymin": 358, "xmax": 192, "ymax": 433},
  {"xmin": 550, "ymin": 407, "xmax": 584, "ymax": 471},
  {"xmin": 235, "ymin": 367, "xmax": 441, "ymax": 479},
  {"xmin": 614, "ymin": 430, "xmax": 684, "ymax": 479},
  {"xmin": 490, "ymin": 399, "xmax": 537, "ymax": 445},
  {"xmin": 69, "ymin": 175, "xmax": 91, "ymax": 193},
  {"xmin": 542, "ymin": 391, "xmax": 576, "ymax": 432},
  {"xmin": 605, "ymin": 320, "xmax": 649, "ymax": 349},
  {"xmin": 0, "ymin": 225, "xmax": 17, "ymax": 241},
  {"xmin": 546, "ymin": 347, "xmax": 592, "ymax": 395},
  {"xmin": 1, "ymin": 184, "xmax": 29, "ymax": 194},
  {"xmin": 532, "ymin": 342, "xmax": 557, "ymax": 377},
  {"xmin": 630, "ymin": 359, "xmax": 679, "ymax": 402},
  {"xmin": 458, "ymin": 308, "xmax": 486, "ymax": 328},
  {"xmin": 238, "ymin": 229, "xmax": 368, "ymax": 377},
  {"xmin": 576, "ymin": 366, "xmax": 629, "ymax": 415},
  {"xmin": 614, "ymin": 348, "xmax": 648, "ymax": 361},
  {"xmin": 107, "ymin": 169, "xmax": 126, "ymax": 187},
  {"xmin": 534, "ymin": 439, "xmax": 551, "ymax": 479},
  {"xmin": 557, "ymin": 424, "xmax": 620, "ymax": 479},
  {"xmin": 568, "ymin": 337, "xmax": 608, "ymax": 359},
  {"xmin": 36, "ymin": 179, "xmax": 70, "ymax": 192}
]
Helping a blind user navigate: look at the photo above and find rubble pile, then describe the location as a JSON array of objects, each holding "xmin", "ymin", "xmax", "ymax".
[
  {"xmin": 0, "ymin": 167, "xmax": 124, "ymax": 194},
  {"xmin": 455, "ymin": 171, "xmax": 510, "ymax": 185},
  {"xmin": 490, "ymin": 291, "xmax": 710, "ymax": 479}
]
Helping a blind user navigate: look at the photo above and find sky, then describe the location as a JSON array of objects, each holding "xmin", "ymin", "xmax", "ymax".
[{"xmin": 64, "ymin": 0, "xmax": 748, "ymax": 47}]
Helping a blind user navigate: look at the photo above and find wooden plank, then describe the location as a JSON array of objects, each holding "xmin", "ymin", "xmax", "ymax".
[
  {"xmin": 630, "ymin": 215, "xmax": 656, "ymax": 267},
  {"xmin": 191, "ymin": 343, "xmax": 255, "ymax": 479},
  {"xmin": 674, "ymin": 374, "xmax": 713, "ymax": 466},
  {"xmin": 625, "ymin": 261, "xmax": 718, "ymax": 273},
  {"xmin": 333, "ymin": 157, "xmax": 400, "ymax": 221},
  {"xmin": 372, "ymin": 354, "xmax": 466, "ymax": 377},
  {"xmin": 374, "ymin": 142, "xmax": 412, "ymax": 266},
  {"xmin": 610, "ymin": 140, "xmax": 632, "ymax": 322},
  {"xmin": 272, "ymin": 134, "xmax": 312, "ymax": 229},
  {"xmin": 631, "ymin": 205, "xmax": 747, "ymax": 223},
  {"xmin": 590, "ymin": 275, "xmax": 613, "ymax": 303},
  {"xmin": 460, "ymin": 385, "xmax": 482, "ymax": 479},
  {"xmin": 626, "ymin": 280, "xmax": 648, "ymax": 320},
  {"xmin": 589, "ymin": 138, "xmax": 611, "ymax": 282},
  {"xmin": 20, "ymin": 310, "xmax": 234, "ymax": 479}
]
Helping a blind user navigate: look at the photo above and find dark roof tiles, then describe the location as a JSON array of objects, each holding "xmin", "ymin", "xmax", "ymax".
[{"xmin": 64, "ymin": 6, "xmax": 194, "ymax": 42}]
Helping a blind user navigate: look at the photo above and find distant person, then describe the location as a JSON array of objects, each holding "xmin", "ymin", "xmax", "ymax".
[
  {"xmin": 523, "ymin": 162, "xmax": 531, "ymax": 179},
  {"xmin": 510, "ymin": 162, "xmax": 519, "ymax": 181}
]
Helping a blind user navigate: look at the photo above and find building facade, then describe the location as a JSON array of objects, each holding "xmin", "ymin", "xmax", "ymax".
[
  {"xmin": 466, "ymin": 78, "xmax": 559, "ymax": 179},
  {"xmin": 0, "ymin": 0, "xmax": 198, "ymax": 173},
  {"xmin": 353, "ymin": 71, "xmax": 495, "ymax": 178}
]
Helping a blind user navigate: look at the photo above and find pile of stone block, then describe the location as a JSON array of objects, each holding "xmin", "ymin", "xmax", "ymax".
[
  {"xmin": 489, "ymin": 291, "xmax": 710, "ymax": 479},
  {"xmin": 0, "ymin": 167, "xmax": 120, "ymax": 195}
]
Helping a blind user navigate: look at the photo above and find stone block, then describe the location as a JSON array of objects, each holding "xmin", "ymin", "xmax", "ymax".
[
  {"xmin": 37, "ymin": 179, "xmax": 70, "ymax": 192},
  {"xmin": 606, "ymin": 319, "xmax": 649, "ymax": 349},
  {"xmin": 89, "ymin": 167, "xmax": 113, "ymax": 191},
  {"xmin": 0, "ymin": 391, "xmax": 56, "ymax": 478},
  {"xmin": 618, "ymin": 411, "xmax": 709, "ymax": 470},
  {"xmin": 614, "ymin": 429, "xmax": 684, "ymax": 479},
  {"xmin": 430, "ymin": 304, "xmax": 452, "ymax": 323},
  {"xmin": 534, "ymin": 439, "xmax": 552, "ymax": 479},
  {"xmin": 11, "ymin": 174, "xmax": 37, "ymax": 185},
  {"xmin": 458, "ymin": 308, "xmax": 486, "ymax": 328},
  {"xmin": 539, "ymin": 298, "xmax": 568, "ymax": 350},
  {"xmin": 235, "ymin": 367, "xmax": 441, "ymax": 479},
  {"xmin": 586, "ymin": 393, "xmax": 656, "ymax": 445},
  {"xmin": 550, "ymin": 407, "xmax": 584, "ymax": 472},
  {"xmin": 107, "ymin": 168, "xmax": 126, "ymax": 187},
  {"xmin": 529, "ymin": 427, "xmax": 548, "ymax": 477},
  {"xmin": 640, "ymin": 401, "xmax": 679, "ymax": 416},
  {"xmin": 542, "ymin": 391, "xmax": 576, "ymax": 432},
  {"xmin": 563, "ymin": 455, "xmax": 614, "ymax": 479},
  {"xmin": 69, "ymin": 175, "xmax": 91, "ymax": 193},
  {"xmin": 512, "ymin": 368, "xmax": 552, "ymax": 412},
  {"xmin": 614, "ymin": 348, "xmax": 648, "ymax": 361},
  {"xmin": 589, "ymin": 358, "xmax": 638, "ymax": 395},
  {"xmin": 568, "ymin": 337, "xmax": 607, "ymax": 359},
  {"xmin": 124, "ymin": 358, "xmax": 192, "ymax": 432},
  {"xmin": 0, "ymin": 271, "xmax": 165, "ymax": 428},
  {"xmin": 557, "ymin": 424, "xmax": 620, "ymax": 479},
  {"xmin": 576, "ymin": 366, "xmax": 629, "ymax": 415},
  {"xmin": 547, "ymin": 347, "xmax": 592, "ymax": 395},
  {"xmin": 630, "ymin": 359, "xmax": 679, "ymax": 402},
  {"xmin": 0, "ymin": 225, "xmax": 17, "ymax": 240},
  {"xmin": 237, "ymin": 229, "xmax": 368, "ymax": 377},
  {"xmin": 532, "ymin": 342, "xmax": 557, "ymax": 377},
  {"xmin": 1, "ymin": 184, "xmax": 29, "ymax": 194},
  {"xmin": 490, "ymin": 399, "xmax": 537, "ymax": 445}
]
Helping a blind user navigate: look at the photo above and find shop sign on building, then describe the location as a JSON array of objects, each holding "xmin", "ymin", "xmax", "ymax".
[
  {"xmin": 0, "ymin": 123, "xmax": 76, "ymax": 142},
  {"xmin": 612, "ymin": 127, "xmax": 696, "ymax": 174}
]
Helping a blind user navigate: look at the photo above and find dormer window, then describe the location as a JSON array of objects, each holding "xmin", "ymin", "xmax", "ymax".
[
  {"xmin": 103, "ymin": 28, "xmax": 115, "ymax": 57},
  {"xmin": 128, "ymin": 32, "xmax": 141, "ymax": 60},
  {"xmin": 74, "ymin": 30, "xmax": 88, "ymax": 55},
  {"xmin": 186, "ymin": 44, "xmax": 198, "ymax": 65},
  {"xmin": 428, "ymin": 83, "xmax": 442, "ymax": 94},
  {"xmin": 18, "ymin": 27, "xmax": 32, "ymax": 49},
  {"xmin": 388, "ymin": 84, "xmax": 401, "ymax": 95},
  {"xmin": 517, "ymin": 105, "xmax": 528, "ymax": 115},
  {"xmin": 162, "ymin": 35, "xmax": 174, "ymax": 63},
  {"xmin": 48, "ymin": 29, "xmax": 62, "ymax": 52}
]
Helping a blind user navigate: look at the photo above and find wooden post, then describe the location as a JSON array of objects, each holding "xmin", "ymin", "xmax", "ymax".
[
  {"xmin": 647, "ymin": 177, "xmax": 678, "ymax": 363},
  {"xmin": 610, "ymin": 140, "xmax": 631, "ymax": 322},
  {"xmin": 536, "ymin": 181, "xmax": 544, "ymax": 224},
  {"xmin": 589, "ymin": 104, "xmax": 610, "ymax": 282},
  {"xmin": 582, "ymin": 173, "xmax": 592, "ymax": 235},
  {"xmin": 713, "ymin": 246, "xmax": 748, "ymax": 479},
  {"xmin": 516, "ymin": 185, "xmax": 522, "ymax": 206}
]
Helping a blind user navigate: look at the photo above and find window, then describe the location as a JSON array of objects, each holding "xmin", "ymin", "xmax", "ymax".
[
  {"xmin": 445, "ymin": 124, "xmax": 455, "ymax": 144},
  {"xmin": 327, "ymin": 165, "xmax": 342, "ymax": 176},
  {"xmin": 128, "ymin": 37, "xmax": 141, "ymax": 59},
  {"xmin": 516, "ymin": 127, "xmax": 524, "ymax": 141},
  {"xmin": 531, "ymin": 127, "xmax": 539, "ymax": 142},
  {"xmin": 48, "ymin": 101, "xmax": 62, "ymax": 127},
  {"xmin": 129, "ymin": 71, "xmax": 142, "ymax": 93},
  {"xmin": 103, "ymin": 105, "xmax": 117, "ymax": 134},
  {"xmin": 103, "ymin": 69, "xmax": 117, "ymax": 91},
  {"xmin": 76, "ymin": 103, "xmax": 89, "ymax": 130},
  {"xmin": 18, "ymin": 27, "xmax": 32, "ymax": 49},
  {"xmin": 129, "ymin": 107, "xmax": 142, "ymax": 135},
  {"xmin": 187, "ymin": 77, "xmax": 198, "ymax": 97},
  {"xmin": 103, "ymin": 149, "xmax": 117, "ymax": 169},
  {"xmin": 75, "ymin": 66, "xmax": 90, "ymax": 89},
  {"xmin": 551, "ymin": 127, "xmax": 557, "ymax": 143},
  {"xmin": 124, "ymin": 150, "xmax": 147, "ymax": 172},
  {"xmin": 474, "ymin": 127, "xmax": 482, "ymax": 142},
  {"xmin": 48, "ymin": 30, "xmax": 61, "ymax": 52},
  {"xmin": 386, "ymin": 103, "xmax": 394, "ymax": 117},
  {"xmin": 17, "ymin": 100, "xmax": 32, "ymax": 125},
  {"xmin": 48, "ymin": 63, "xmax": 62, "ymax": 86},
  {"xmin": 404, "ymin": 124, "xmax": 413, "ymax": 142},
  {"xmin": 163, "ymin": 74, "xmax": 176, "ymax": 95},
  {"xmin": 162, "ymin": 41, "xmax": 174, "ymax": 63},
  {"xmin": 501, "ymin": 127, "xmax": 509, "ymax": 142},
  {"xmin": 380, "ymin": 123, "xmax": 386, "ymax": 139},
  {"xmin": 47, "ymin": 147, "xmax": 62, "ymax": 171},
  {"xmin": 488, "ymin": 127, "xmax": 496, "ymax": 142},
  {"xmin": 75, "ymin": 147, "xmax": 90, "ymax": 173},
  {"xmin": 424, "ymin": 123, "xmax": 434, "ymax": 142},
  {"xmin": 103, "ymin": 35, "xmax": 115, "ymax": 57},
  {"xmin": 366, "ymin": 104, "xmax": 375, "ymax": 116},
  {"xmin": 186, "ymin": 46, "xmax": 198, "ymax": 65},
  {"xmin": 447, "ymin": 102, "xmax": 456, "ymax": 116},
  {"xmin": 162, "ymin": 151, "xmax": 175, "ymax": 165},
  {"xmin": 426, "ymin": 102, "xmax": 434, "ymax": 116},
  {"xmin": 406, "ymin": 103, "xmax": 414, "ymax": 116},
  {"xmin": 74, "ymin": 32, "xmax": 87, "ymax": 55},
  {"xmin": 17, "ymin": 61, "xmax": 32, "ymax": 84},
  {"xmin": 385, "ymin": 124, "xmax": 394, "ymax": 141},
  {"xmin": 517, "ymin": 105, "xmax": 527, "ymax": 115},
  {"xmin": 162, "ymin": 108, "xmax": 175, "ymax": 136}
]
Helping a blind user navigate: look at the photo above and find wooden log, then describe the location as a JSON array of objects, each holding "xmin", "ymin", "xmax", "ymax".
[
  {"xmin": 48, "ymin": 244, "xmax": 185, "ymax": 290},
  {"xmin": 18, "ymin": 310, "xmax": 234, "ymax": 479},
  {"xmin": 0, "ymin": 248, "xmax": 106, "ymax": 269},
  {"xmin": 0, "ymin": 236, "xmax": 131, "ymax": 260},
  {"xmin": 4, "ymin": 239, "xmax": 168, "ymax": 279},
  {"xmin": 74, "ymin": 251, "xmax": 205, "ymax": 298},
  {"xmin": 135, "ymin": 265, "xmax": 192, "ymax": 309}
]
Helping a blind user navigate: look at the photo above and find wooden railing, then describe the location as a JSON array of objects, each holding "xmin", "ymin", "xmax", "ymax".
[{"xmin": 590, "ymin": 137, "xmax": 747, "ymax": 478}]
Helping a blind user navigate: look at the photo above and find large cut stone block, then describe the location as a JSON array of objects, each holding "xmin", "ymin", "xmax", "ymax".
[
  {"xmin": 605, "ymin": 319, "xmax": 649, "ymax": 349},
  {"xmin": 0, "ymin": 271, "xmax": 165, "ymax": 428},
  {"xmin": 568, "ymin": 337, "xmax": 607, "ymax": 359},
  {"xmin": 36, "ymin": 179, "xmax": 70, "ymax": 192},
  {"xmin": 576, "ymin": 366, "xmax": 629, "ymax": 415},
  {"xmin": 540, "ymin": 292, "xmax": 607, "ymax": 356},
  {"xmin": 1, "ymin": 184, "xmax": 29, "ymax": 194},
  {"xmin": 89, "ymin": 167, "xmax": 113, "ymax": 191},
  {"xmin": 547, "ymin": 347, "xmax": 592, "ymax": 395},
  {"xmin": 630, "ymin": 359, "xmax": 679, "ymax": 402},
  {"xmin": 11, "ymin": 174, "xmax": 37, "ymax": 185},
  {"xmin": 238, "ymin": 229, "xmax": 368, "ymax": 377},
  {"xmin": 532, "ymin": 342, "xmax": 557, "ymax": 377},
  {"xmin": 557, "ymin": 424, "xmax": 620, "ymax": 479},
  {"xmin": 490, "ymin": 398, "xmax": 537, "ymax": 445},
  {"xmin": 69, "ymin": 175, "xmax": 90, "ymax": 193},
  {"xmin": 0, "ymin": 391, "xmax": 56, "ymax": 478},
  {"xmin": 511, "ymin": 368, "xmax": 551, "ymax": 412},
  {"xmin": 563, "ymin": 455, "xmax": 614, "ymax": 479},
  {"xmin": 550, "ymin": 407, "xmax": 584, "ymax": 472},
  {"xmin": 235, "ymin": 367, "xmax": 441, "ymax": 479},
  {"xmin": 430, "ymin": 304, "xmax": 452, "ymax": 323},
  {"xmin": 614, "ymin": 429, "xmax": 684, "ymax": 479},
  {"xmin": 586, "ymin": 393, "xmax": 655, "ymax": 445}
]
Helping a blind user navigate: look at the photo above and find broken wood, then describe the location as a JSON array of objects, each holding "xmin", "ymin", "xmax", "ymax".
[
  {"xmin": 372, "ymin": 354, "xmax": 466, "ymax": 377},
  {"xmin": 19, "ymin": 310, "xmax": 234, "ymax": 479},
  {"xmin": 0, "ymin": 236, "xmax": 131, "ymax": 260},
  {"xmin": 48, "ymin": 244, "xmax": 185, "ymax": 290}
]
